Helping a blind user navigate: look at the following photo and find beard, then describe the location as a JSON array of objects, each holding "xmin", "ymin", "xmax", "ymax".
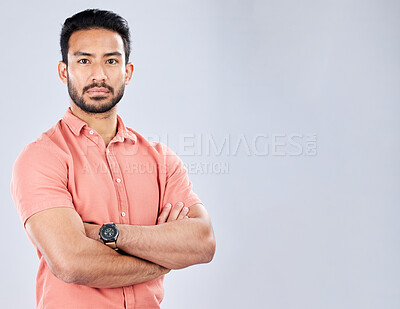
[{"xmin": 67, "ymin": 76, "xmax": 125, "ymax": 114}]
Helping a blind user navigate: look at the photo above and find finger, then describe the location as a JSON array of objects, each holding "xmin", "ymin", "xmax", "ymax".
[
  {"xmin": 177, "ymin": 206, "xmax": 189, "ymax": 220},
  {"xmin": 167, "ymin": 202, "xmax": 184, "ymax": 222},
  {"xmin": 157, "ymin": 203, "xmax": 171, "ymax": 224}
]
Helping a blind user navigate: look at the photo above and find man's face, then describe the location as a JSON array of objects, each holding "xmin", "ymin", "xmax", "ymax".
[{"xmin": 64, "ymin": 28, "xmax": 129, "ymax": 113}]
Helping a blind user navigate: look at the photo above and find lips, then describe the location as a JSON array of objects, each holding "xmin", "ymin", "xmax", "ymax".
[{"xmin": 86, "ymin": 87, "xmax": 111, "ymax": 95}]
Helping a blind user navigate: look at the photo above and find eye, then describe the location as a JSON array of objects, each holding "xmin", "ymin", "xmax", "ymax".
[
  {"xmin": 78, "ymin": 59, "xmax": 90, "ymax": 64},
  {"xmin": 106, "ymin": 59, "xmax": 118, "ymax": 64}
]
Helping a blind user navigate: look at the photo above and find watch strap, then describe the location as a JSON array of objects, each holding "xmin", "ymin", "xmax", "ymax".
[{"xmin": 105, "ymin": 241, "xmax": 117, "ymax": 249}]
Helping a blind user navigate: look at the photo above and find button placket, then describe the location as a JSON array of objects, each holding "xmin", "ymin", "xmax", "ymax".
[
  {"xmin": 84, "ymin": 128, "xmax": 104, "ymax": 152},
  {"xmin": 105, "ymin": 144, "xmax": 129, "ymax": 223}
]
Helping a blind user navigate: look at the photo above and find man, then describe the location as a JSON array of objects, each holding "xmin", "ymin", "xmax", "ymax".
[{"xmin": 10, "ymin": 9, "xmax": 215, "ymax": 309}]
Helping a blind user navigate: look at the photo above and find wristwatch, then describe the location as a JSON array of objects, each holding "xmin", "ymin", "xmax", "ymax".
[{"xmin": 99, "ymin": 223, "xmax": 119, "ymax": 250}]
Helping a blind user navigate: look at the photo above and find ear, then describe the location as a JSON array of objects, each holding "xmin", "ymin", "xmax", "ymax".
[
  {"xmin": 58, "ymin": 61, "xmax": 68, "ymax": 84},
  {"xmin": 124, "ymin": 62, "xmax": 134, "ymax": 85}
]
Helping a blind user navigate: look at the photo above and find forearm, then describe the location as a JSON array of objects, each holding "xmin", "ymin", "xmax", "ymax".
[
  {"xmin": 52, "ymin": 237, "xmax": 169, "ymax": 288},
  {"xmin": 117, "ymin": 216, "xmax": 215, "ymax": 270},
  {"xmin": 25, "ymin": 207, "xmax": 169, "ymax": 288}
]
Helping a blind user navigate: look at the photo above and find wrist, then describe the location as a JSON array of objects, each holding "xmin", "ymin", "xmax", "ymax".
[
  {"xmin": 115, "ymin": 224, "xmax": 138, "ymax": 253},
  {"xmin": 83, "ymin": 223, "xmax": 102, "ymax": 242},
  {"xmin": 115, "ymin": 224, "xmax": 126, "ymax": 250},
  {"xmin": 94, "ymin": 229, "xmax": 102, "ymax": 243}
]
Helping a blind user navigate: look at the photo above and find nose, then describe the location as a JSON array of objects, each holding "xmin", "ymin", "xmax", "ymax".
[{"xmin": 90, "ymin": 62, "xmax": 107, "ymax": 82}]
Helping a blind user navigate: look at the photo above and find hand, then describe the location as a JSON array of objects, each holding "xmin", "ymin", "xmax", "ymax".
[
  {"xmin": 83, "ymin": 222, "xmax": 101, "ymax": 242},
  {"xmin": 157, "ymin": 202, "xmax": 189, "ymax": 225}
]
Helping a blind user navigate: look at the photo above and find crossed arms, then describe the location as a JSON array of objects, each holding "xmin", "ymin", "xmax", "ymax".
[{"xmin": 25, "ymin": 202, "xmax": 215, "ymax": 289}]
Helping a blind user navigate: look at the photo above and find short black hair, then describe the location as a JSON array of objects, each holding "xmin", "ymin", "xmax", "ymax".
[{"xmin": 60, "ymin": 9, "xmax": 131, "ymax": 65}]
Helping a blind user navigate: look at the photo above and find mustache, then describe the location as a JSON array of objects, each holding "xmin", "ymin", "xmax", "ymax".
[{"xmin": 83, "ymin": 82, "xmax": 114, "ymax": 94}]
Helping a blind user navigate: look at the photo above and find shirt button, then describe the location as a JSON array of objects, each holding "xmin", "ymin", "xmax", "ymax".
[
  {"xmin": 116, "ymin": 178, "xmax": 121, "ymax": 183},
  {"xmin": 121, "ymin": 212, "xmax": 126, "ymax": 217},
  {"xmin": 89, "ymin": 130, "xmax": 94, "ymax": 135}
]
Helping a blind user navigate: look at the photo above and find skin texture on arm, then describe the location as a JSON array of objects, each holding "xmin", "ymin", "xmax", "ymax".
[
  {"xmin": 25, "ymin": 207, "xmax": 169, "ymax": 288},
  {"xmin": 85, "ymin": 202, "xmax": 216, "ymax": 270}
]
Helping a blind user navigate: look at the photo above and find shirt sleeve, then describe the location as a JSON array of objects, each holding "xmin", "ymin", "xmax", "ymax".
[
  {"xmin": 161, "ymin": 144, "xmax": 203, "ymax": 208},
  {"xmin": 10, "ymin": 142, "xmax": 74, "ymax": 226}
]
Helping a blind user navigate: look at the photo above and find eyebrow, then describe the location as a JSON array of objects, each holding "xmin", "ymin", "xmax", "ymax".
[
  {"xmin": 73, "ymin": 51, "xmax": 93, "ymax": 57},
  {"xmin": 104, "ymin": 52, "xmax": 122, "ymax": 57},
  {"xmin": 73, "ymin": 51, "xmax": 123, "ymax": 57}
]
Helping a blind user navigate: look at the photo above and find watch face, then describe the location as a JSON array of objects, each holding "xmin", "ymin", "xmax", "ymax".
[
  {"xmin": 104, "ymin": 228, "xmax": 115, "ymax": 238},
  {"xmin": 100, "ymin": 224, "xmax": 119, "ymax": 241}
]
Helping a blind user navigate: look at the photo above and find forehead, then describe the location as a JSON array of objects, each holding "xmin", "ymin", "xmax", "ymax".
[{"xmin": 68, "ymin": 28, "xmax": 124, "ymax": 55}]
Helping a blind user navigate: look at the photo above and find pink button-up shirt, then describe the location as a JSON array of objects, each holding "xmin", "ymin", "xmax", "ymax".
[{"xmin": 11, "ymin": 108, "xmax": 202, "ymax": 309}]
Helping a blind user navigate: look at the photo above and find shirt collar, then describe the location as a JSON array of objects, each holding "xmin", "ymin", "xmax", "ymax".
[
  {"xmin": 115, "ymin": 114, "xmax": 137, "ymax": 143},
  {"xmin": 62, "ymin": 108, "xmax": 137, "ymax": 144},
  {"xmin": 62, "ymin": 108, "xmax": 86, "ymax": 135}
]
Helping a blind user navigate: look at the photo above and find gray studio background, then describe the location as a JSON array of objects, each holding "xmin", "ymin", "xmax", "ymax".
[{"xmin": 1, "ymin": 0, "xmax": 399, "ymax": 308}]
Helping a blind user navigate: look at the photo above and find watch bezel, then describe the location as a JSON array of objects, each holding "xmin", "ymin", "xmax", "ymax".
[{"xmin": 99, "ymin": 223, "xmax": 119, "ymax": 243}]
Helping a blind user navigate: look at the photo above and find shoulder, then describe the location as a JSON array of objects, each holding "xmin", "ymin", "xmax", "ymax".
[
  {"xmin": 16, "ymin": 122, "xmax": 61, "ymax": 156},
  {"xmin": 124, "ymin": 127, "xmax": 172, "ymax": 155},
  {"xmin": 13, "ymin": 121, "xmax": 68, "ymax": 173},
  {"xmin": 124, "ymin": 127, "xmax": 183, "ymax": 172}
]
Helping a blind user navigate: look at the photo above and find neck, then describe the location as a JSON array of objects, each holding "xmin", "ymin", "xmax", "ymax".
[{"xmin": 70, "ymin": 102, "xmax": 118, "ymax": 147}]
